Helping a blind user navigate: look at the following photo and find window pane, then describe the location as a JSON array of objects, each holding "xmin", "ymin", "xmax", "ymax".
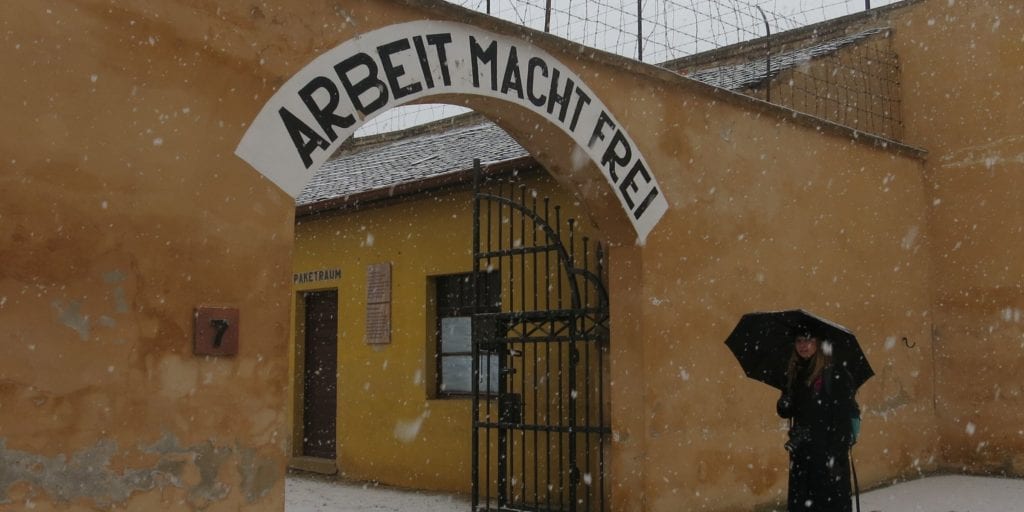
[
  {"xmin": 440, "ymin": 316, "xmax": 472, "ymax": 353},
  {"xmin": 479, "ymin": 354, "xmax": 499, "ymax": 394},
  {"xmin": 440, "ymin": 356, "xmax": 472, "ymax": 393},
  {"xmin": 440, "ymin": 355, "xmax": 499, "ymax": 394}
]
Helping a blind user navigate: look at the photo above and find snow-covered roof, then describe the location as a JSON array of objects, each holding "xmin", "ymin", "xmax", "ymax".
[{"xmin": 296, "ymin": 120, "xmax": 528, "ymax": 207}]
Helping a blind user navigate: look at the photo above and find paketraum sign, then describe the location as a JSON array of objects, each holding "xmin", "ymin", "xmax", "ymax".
[{"xmin": 236, "ymin": 21, "xmax": 667, "ymax": 244}]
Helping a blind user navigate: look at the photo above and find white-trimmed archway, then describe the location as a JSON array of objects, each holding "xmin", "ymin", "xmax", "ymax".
[{"xmin": 236, "ymin": 21, "xmax": 667, "ymax": 244}]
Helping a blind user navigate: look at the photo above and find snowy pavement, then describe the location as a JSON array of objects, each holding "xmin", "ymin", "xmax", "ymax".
[
  {"xmin": 285, "ymin": 472, "xmax": 1024, "ymax": 512},
  {"xmin": 285, "ymin": 473, "xmax": 470, "ymax": 512},
  {"xmin": 857, "ymin": 475, "xmax": 1024, "ymax": 512}
]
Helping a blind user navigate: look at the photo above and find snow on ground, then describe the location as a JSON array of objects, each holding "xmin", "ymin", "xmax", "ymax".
[
  {"xmin": 858, "ymin": 475, "xmax": 1024, "ymax": 512},
  {"xmin": 286, "ymin": 472, "xmax": 1024, "ymax": 512},
  {"xmin": 285, "ymin": 472, "xmax": 470, "ymax": 512}
]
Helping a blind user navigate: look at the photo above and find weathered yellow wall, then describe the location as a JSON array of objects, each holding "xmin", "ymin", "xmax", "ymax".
[
  {"xmin": 890, "ymin": 0, "xmax": 1024, "ymax": 475},
  {"xmin": 627, "ymin": 107, "xmax": 933, "ymax": 510},
  {"xmin": 431, "ymin": 12, "xmax": 936, "ymax": 512},
  {"xmin": 0, "ymin": 1, "xmax": 293, "ymax": 510},
  {"xmin": 5, "ymin": 0, "xmax": 1019, "ymax": 509},
  {"xmin": 291, "ymin": 171, "xmax": 593, "ymax": 493},
  {"xmin": 277, "ymin": 0, "xmax": 951, "ymax": 510}
]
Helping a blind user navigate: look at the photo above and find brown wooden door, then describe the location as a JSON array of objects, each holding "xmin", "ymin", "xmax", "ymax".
[{"xmin": 302, "ymin": 290, "xmax": 338, "ymax": 459}]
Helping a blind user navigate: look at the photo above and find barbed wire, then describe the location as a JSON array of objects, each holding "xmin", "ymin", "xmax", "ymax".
[{"xmin": 356, "ymin": 0, "xmax": 900, "ymax": 136}]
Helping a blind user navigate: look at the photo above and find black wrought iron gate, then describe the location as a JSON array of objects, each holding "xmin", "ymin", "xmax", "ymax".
[{"xmin": 470, "ymin": 159, "xmax": 611, "ymax": 512}]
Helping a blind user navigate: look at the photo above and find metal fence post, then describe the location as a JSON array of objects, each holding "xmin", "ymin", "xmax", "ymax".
[{"xmin": 755, "ymin": 6, "xmax": 772, "ymax": 103}]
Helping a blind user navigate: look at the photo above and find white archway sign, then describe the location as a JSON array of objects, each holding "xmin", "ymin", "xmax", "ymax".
[{"xmin": 236, "ymin": 21, "xmax": 668, "ymax": 244}]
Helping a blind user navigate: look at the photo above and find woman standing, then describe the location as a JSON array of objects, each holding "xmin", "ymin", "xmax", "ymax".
[{"xmin": 776, "ymin": 335, "xmax": 861, "ymax": 511}]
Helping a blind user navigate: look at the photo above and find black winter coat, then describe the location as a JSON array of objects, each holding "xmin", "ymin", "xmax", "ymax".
[{"xmin": 777, "ymin": 360, "xmax": 859, "ymax": 512}]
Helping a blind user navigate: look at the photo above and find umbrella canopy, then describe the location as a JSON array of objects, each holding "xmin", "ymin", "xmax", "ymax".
[{"xmin": 724, "ymin": 309, "xmax": 874, "ymax": 391}]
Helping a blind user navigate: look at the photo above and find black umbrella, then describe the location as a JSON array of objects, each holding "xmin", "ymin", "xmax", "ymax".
[{"xmin": 724, "ymin": 309, "xmax": 874, "ymax": 391}]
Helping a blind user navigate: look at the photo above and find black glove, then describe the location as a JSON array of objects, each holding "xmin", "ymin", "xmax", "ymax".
[{"xmin": 776, "ymin": 393, "xmax": 793, "ymax": 418}]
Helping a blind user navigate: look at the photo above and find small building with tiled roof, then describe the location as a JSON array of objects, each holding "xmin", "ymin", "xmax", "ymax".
[{"xmin": 298, "ymin": 115, "xmax": 530, "ymax": 214}]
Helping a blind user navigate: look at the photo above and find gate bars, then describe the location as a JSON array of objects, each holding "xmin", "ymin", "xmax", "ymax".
[{"xmin": 471, "ymin": 159, "xmax": 611, "ymax": 512}]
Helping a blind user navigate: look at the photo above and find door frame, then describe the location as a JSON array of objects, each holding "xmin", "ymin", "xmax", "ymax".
[{"xmin": 291, "ymin": 288, "xmax": 340, "ymax": 474}]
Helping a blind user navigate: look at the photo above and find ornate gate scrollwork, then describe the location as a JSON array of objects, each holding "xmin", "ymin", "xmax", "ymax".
[{"xmin": 471, "ymin": 159, "xmax": 610, "ymax": 512}]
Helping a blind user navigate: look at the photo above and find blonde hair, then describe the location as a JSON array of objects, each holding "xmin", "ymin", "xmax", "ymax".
[{"xmin": 786, "ymin": 337, "xmax": 830, "ymax": 390}]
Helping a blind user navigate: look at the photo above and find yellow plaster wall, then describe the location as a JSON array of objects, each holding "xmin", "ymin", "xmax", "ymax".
[
  {"xmin": 274, "ymin": 0, "xmax": 951, "ymax": 510},
  {"xmin": 418, "ymin": 12, "xmax": 936, "ymax": 509},
  {"xmin": 0, "ymin": 1, "xmax": 293, "ymax": 510},
  {"xmin": 890, "ymin": 0, "xmax": 1024, "ymax": 474},
  {"xmin": 291, "ymin": 171, "xmax": 594, "ymax": 493},
  {"xmin": 284, "ymin": 0, "xmax": 1021, "ymax": 508},
  {"xmin": 5, "ymin": 0, "xmax": 1019, "ymax": 510},
  {"xmin": 633, "ymin": 114, "xmax": 932, "ymax": 510},
  {"xmin": 544, "ymin": 60, "xmax": 931, "ymax": 508}
]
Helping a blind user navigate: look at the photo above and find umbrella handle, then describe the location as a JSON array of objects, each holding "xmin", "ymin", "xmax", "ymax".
[{"xmin": 850, "ymin": 447, "xmax": 861, "ymax": 512}]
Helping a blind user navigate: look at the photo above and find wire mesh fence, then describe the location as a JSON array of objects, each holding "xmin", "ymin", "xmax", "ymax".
[
  {"xmin": 454, "ymin": 0, "xmax": 861, "ymax": 61},
  {"xmin": 356, "ymin": 0, "xmax": 903, "ymax": 138},
  {"xmin": 763, "ymin": 32, "xmax": 903, "ymax": 140}
]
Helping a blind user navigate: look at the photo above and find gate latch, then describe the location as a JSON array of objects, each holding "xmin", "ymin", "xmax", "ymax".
[{"xmin": 499, "ymin": 393, "xmax": 522, "ymax": 424}]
